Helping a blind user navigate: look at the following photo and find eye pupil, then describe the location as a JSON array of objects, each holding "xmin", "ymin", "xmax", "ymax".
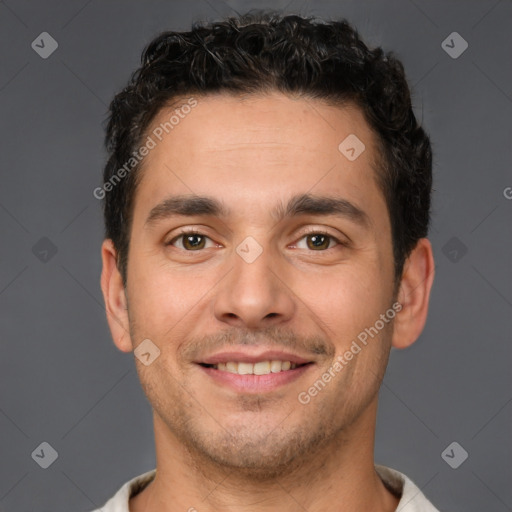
[
  {"xmin": 308, "ymin": 234, "xmax": 329, "ymax": 250},
  {"xmin": 184, "ymin": 234, "xmax": 205, "ymax": 250}
]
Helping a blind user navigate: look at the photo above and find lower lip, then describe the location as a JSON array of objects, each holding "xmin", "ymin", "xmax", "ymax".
[{"xmin": 198, "ymin": 364, "xmax": 314, "ymax": 393}]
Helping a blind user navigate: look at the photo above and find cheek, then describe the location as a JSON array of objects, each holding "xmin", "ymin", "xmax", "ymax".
[
  {"xmin": 127, "ymin": 256, "xmax": 194, "ymax": 327},
  {"xmin": 297, "ymin": 267, "xmax": 388, "ymax": 343}
]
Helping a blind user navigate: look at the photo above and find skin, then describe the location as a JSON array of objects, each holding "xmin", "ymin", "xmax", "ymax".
[{"xmin": 101, "ymin": 92, "xmax": 435, "ymax": 512}]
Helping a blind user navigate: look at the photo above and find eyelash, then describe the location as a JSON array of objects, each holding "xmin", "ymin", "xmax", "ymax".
[{"xmin": 166, "ymin": 228, "xmax": 347, "ymax": 251}]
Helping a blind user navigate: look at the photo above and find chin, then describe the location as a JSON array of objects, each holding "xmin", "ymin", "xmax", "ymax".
[{"xmin": 178, "ymin": 419, "xmax": 333, "ymax": 480}]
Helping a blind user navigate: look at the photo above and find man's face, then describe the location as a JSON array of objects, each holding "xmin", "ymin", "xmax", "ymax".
[{"xmin": 122, "ymin": 93, "xmax": 397, "ymax": 475}]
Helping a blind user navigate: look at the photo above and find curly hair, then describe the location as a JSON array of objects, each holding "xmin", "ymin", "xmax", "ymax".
[{"xmin": 101, "ymin": 10, "xmax": 432, "ymax": 290}]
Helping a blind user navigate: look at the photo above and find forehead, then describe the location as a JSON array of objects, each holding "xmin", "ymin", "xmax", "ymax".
[
  {"xmin": 133, "ymin": 92, "xmax": 386, "ymax": 227},
  {"xmin": 146, "ymin": 92, "xmax": 375, "ymax": 160}
]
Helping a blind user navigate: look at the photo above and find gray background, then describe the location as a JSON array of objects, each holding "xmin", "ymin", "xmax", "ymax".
[{"xmin": 0, "ymin": 0, "xmax": 511, "ymax": 511}]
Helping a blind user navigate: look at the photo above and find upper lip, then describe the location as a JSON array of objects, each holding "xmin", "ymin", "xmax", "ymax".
[{"xmin": 197, "ymin": 349, "xmax": 314, "ymax": 366}]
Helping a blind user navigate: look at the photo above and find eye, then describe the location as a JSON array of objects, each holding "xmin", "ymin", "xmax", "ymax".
[
  {"xmin": 165, "ymin": 229, "xmax": 347, "ymax": 252},
  {"xmin": 166, "ymin": 229, "xmax": 216, "ymax": 251},
  {"xmin": 294, "ymin": 230, "xmax": 344, "ymax": 251}
]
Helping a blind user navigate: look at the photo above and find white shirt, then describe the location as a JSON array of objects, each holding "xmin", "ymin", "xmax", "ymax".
[{"xmin": 90, "ymin": 465, "xmax": 441, "ymax": 511}]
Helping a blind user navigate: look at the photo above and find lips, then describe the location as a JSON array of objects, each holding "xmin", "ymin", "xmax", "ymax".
[
  {"xmin": 194, "ymin": 348, "xmax": 316, "ymax": 392},
  {"xmin": 198, "ymin": 361, "xmax": 313, "ymax": 392}
]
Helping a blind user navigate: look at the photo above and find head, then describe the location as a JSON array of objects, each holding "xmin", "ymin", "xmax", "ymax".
[{"xmin": 100, "ymin": 11, "xmax": 434, "ymax": 477}]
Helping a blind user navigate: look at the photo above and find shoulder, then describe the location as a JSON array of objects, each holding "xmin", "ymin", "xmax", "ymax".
[
  {"xmin": 88, "ymin": 468, "xmax": 157, "ymax": 512},
  {"xmin": 375, "ymin": 465, "xmax": 442, "ymax": 512}
]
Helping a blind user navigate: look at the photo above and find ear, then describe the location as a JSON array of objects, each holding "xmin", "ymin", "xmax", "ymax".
[
  {"xmin": 100, "ymin": 239, "xmax": 133, "ymax": 353},
  {"xmin": 392, "ymin": 238, "xmax": 435, "ymax": 349}
]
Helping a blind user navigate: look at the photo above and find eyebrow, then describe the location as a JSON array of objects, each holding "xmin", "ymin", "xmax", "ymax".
[{"xmin": 144, "ymin": 193, "xmax": 371, "ymax": 229}]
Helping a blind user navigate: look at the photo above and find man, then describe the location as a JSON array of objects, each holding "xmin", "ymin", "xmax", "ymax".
[{"xmin": 95, "ymin": 10, "xmax": 438, "ymax": 512}]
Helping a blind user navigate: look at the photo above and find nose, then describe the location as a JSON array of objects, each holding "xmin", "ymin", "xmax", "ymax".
[{"xmin": 213, "ymin": 240, "xmax": 296, "ymax": 330}]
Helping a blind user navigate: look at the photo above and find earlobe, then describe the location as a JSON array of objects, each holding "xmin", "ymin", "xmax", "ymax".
[
  {"xmin": 391, "ymin": 238, "xmax": 435, "ymax": 349},
  {"xmin": 100, "ymin": 239, "xmax": 133, "ymax": 353}
]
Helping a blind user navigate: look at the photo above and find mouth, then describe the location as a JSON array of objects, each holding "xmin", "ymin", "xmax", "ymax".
[
  {"xmin": 195, "ymin": 350, "xmax": 315, "ymax": 392},
  {"xmin": 198, "ymin": 360, "xmax": 312, "ymax": 375}
]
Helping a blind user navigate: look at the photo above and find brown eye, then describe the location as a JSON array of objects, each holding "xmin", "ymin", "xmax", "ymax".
[
  {"xmin": 167, "ymin": 231, "xmax": 213, "ymax": 251},
  {"xmin": 295, "ymin": 231, "xmax": 342, "ymax": 251},
  {"xmin": 181, "ymin": 233, "xmax": 206, "ymax": 250},
  {"xmin": 306, "ymin": 233, "xmax": 332, "ymax": 250}
]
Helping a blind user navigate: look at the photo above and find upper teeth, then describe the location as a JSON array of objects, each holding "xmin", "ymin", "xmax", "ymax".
[{"xmin": 212, "ymin": 360, "xmax": 297, "ymax": 375}]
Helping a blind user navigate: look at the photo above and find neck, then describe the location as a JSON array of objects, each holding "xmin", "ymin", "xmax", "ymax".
[{"xmin": 130, "ymin": 398, "xmax": 399, "ymax": 512}]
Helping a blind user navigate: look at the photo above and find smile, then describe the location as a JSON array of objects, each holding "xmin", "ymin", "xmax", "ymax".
[
  {"xmin": 199, "ymin": 360, "xmax": 306, "ymax": 375},
  {"xmin": 197, "ymin": 360, "xmax": 314, "ymax": 393}
]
